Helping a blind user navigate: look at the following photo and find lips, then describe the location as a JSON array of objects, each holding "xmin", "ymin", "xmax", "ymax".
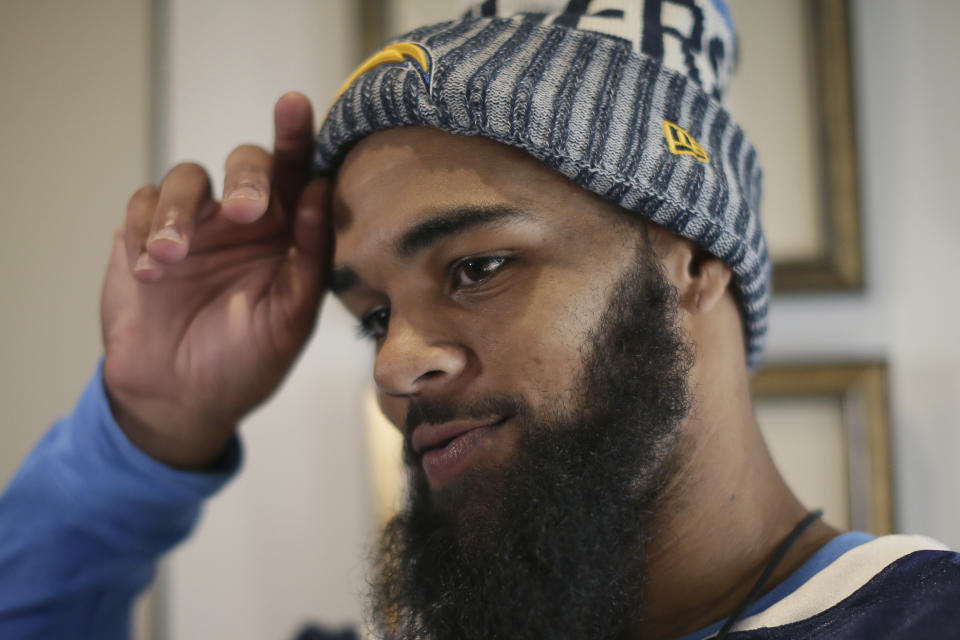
[
  {"xmin": 411, "ymin": 417, "xmax": 505, "ymax": 454},
  {"xmin": 411, "ymin": 416, "xmax": 510, "ymax": 486}
]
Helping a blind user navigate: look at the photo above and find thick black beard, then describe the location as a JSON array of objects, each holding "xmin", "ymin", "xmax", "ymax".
[{"xmin": 370, "ymin": 246, "xmax": 694, "ymax": 640}]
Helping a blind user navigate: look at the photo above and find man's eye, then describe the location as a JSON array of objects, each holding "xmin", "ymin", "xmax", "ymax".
[
  {"xmin": 453, "ymin": 256, "xmax": 510, "ymax": 289},
  {"xmin": 357, "ymin": 306, "xmax": 390, "ymax": 341}
]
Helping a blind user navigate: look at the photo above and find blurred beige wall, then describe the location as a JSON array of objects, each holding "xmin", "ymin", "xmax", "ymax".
[
  {"xmin": 3, "ymin": 1, "xmax": 959, "ymax": 640},
  {"xmin": 0, "ymin": 2, "xmax": 154, "ymax": 635},
  {"xmin": 0, "ymin": 1, "xmax": 151, "ymax": 485}
]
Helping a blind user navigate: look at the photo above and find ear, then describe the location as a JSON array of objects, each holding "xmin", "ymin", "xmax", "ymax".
[
  {"xmin": 683, "ymin": 247, "xmax": 732, "ymax": 314},
  {"xmin": 657, "ymin": 237, "xmax": 733, "ymax": 315}
]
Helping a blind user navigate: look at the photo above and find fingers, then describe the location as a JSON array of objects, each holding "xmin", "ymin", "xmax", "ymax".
[
  {"xmin": 270, "ymin": 177, "xmax": 331, "ymax": 342},
  {"xmin": 273, "ymin": 92, "xmax": 315, "ymax": 215},
  {"xmin": 121, "ymin": 95, "xmax": 317, "ymax": 285},
  {"xmin": 125, "ymin": 162, "xmax": 215, "ymax": 280},
  {"xmin": 293, "ymin": 178, "xmax": 330, "ymax": 257},
  {"xmin": 147, "ymin": 163, "xmax": 216, "ymax": 264},
  {"xmin": 205, "ymin": 93, "xmax": 315, "ymax": 226},
  {"xmin": 124, "ymin": 185, "xmax": 161, "ymax": 281},
  {"xmin": 222, "ymin": 144, "xmax": 273, "ymax": 224}
]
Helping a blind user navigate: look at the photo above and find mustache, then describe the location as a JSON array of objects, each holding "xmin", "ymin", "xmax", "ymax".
[{"xmin": 404, "ymin": 394, "xmax": 528, "ymax": 433}]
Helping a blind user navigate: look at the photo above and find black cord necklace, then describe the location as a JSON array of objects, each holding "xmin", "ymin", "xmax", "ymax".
[{"xmin": 713, "ymin": 509, "xmax": 824, "ymax": 640}]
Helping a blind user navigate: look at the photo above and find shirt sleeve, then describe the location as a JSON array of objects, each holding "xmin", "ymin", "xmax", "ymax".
[{"xmin": 0, "ymin": 359, "xmax": 242, "ymax": 639}]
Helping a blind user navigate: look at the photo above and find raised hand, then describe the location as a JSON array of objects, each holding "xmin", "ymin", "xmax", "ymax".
[{"xmin": 101, "ymin": 92, "xmax": 330, "ymax": 469}]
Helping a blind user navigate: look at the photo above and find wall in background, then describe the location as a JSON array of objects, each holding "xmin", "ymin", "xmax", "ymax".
[
  {"xmin": 1, "ymin": 2, "xmax": 957, "ymax": 639},
  {"xmin": 729, "ymin": 0, "xmax": 960, "ymax": 548},
  {"xmin": 768, "ymin": 0, "xmax": 960, "ymax": 547},
  {"xmin": 0, "ymin": 0, "xmax": 155, "ymax": 634},
  {"xmin": 0, "ymin": 0, "xmax": 151, "ymax": 485}
]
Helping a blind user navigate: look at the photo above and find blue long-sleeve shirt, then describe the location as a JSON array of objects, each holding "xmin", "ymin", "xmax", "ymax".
[{"xmin": 0, "ymin": 362, "xmax": 241, "ymax": 639}]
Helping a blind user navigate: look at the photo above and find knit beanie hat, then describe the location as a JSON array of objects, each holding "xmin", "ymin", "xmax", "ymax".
[{"xmin": 314, "ymin": 0, "xmax": 769, "ymax": 367}]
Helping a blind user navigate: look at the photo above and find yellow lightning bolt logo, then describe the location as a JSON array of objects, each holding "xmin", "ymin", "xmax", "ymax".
[{"xmin": 335, "ymin": 42, "xmax": 432, "ymax": 102}]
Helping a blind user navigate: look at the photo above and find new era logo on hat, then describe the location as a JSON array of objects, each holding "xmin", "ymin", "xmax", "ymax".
[{"xmin": 663, "ymin": 120, "xmax": 710, "ymax": 163}]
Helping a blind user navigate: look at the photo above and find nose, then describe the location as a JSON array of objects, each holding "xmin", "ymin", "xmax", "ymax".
[{"xmin": 373, "ymin": 311, "xmax": 468, "ymax": 397}]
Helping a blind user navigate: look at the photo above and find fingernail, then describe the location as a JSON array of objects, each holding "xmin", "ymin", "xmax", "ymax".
[
  {"xmin": 228, "ymin": 183, "xmax": 264, "ymax": 201},
  {"xmin": 150, "ymin": 225, "xmax": 184, "ymax": 246},
  {"xmin": 135, "ymin": 251, "xmax": 159, "ymax": 272}
]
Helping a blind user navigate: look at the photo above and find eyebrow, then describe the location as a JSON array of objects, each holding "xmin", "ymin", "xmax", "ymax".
[
  {"xmin": 396, "ymin": 204, "xmax": 531, "ymax": 258},
  {"xmin": 330, "ymin": 266, "xmax": 358, "ymax": 295},
  {"xmin": 331, "ymin": 204, "xmax": 532, "ymax": 295}
]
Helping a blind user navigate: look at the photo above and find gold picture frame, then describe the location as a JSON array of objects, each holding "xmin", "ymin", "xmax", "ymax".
[
  {"xmin": 751, "ymin": 362, "xmax": 893, "ymax": 535},
  {"xmin": 776, "ymin": 0, "xmax": 863, "ymax": 291},
  {"xmin": 729, "ymin": 0, "xmax": 864, "ymax": 291}
]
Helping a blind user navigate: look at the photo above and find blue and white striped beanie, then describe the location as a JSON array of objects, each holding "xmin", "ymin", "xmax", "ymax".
[{"xmin": 315, "ymin": 0, "xmax": 769, "ymax": 366}]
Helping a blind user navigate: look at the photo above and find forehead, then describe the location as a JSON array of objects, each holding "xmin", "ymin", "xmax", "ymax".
[{"xmin": 331, "ymin": 127, "xmax": 587, "ymax": 252}]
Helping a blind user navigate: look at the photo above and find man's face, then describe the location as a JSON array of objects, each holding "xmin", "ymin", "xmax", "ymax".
[
  {"xmin": 333, "ymin": 127, "xmax": 648, "ymax": 478},
  {"xmin": 332, "ymin": 127, "xmax": 694, "ymax": 639}
]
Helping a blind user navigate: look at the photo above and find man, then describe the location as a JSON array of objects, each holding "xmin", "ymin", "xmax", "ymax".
[{"xmin": 1, "ymin": 1, "xmax": 958, "ymax": 639}]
